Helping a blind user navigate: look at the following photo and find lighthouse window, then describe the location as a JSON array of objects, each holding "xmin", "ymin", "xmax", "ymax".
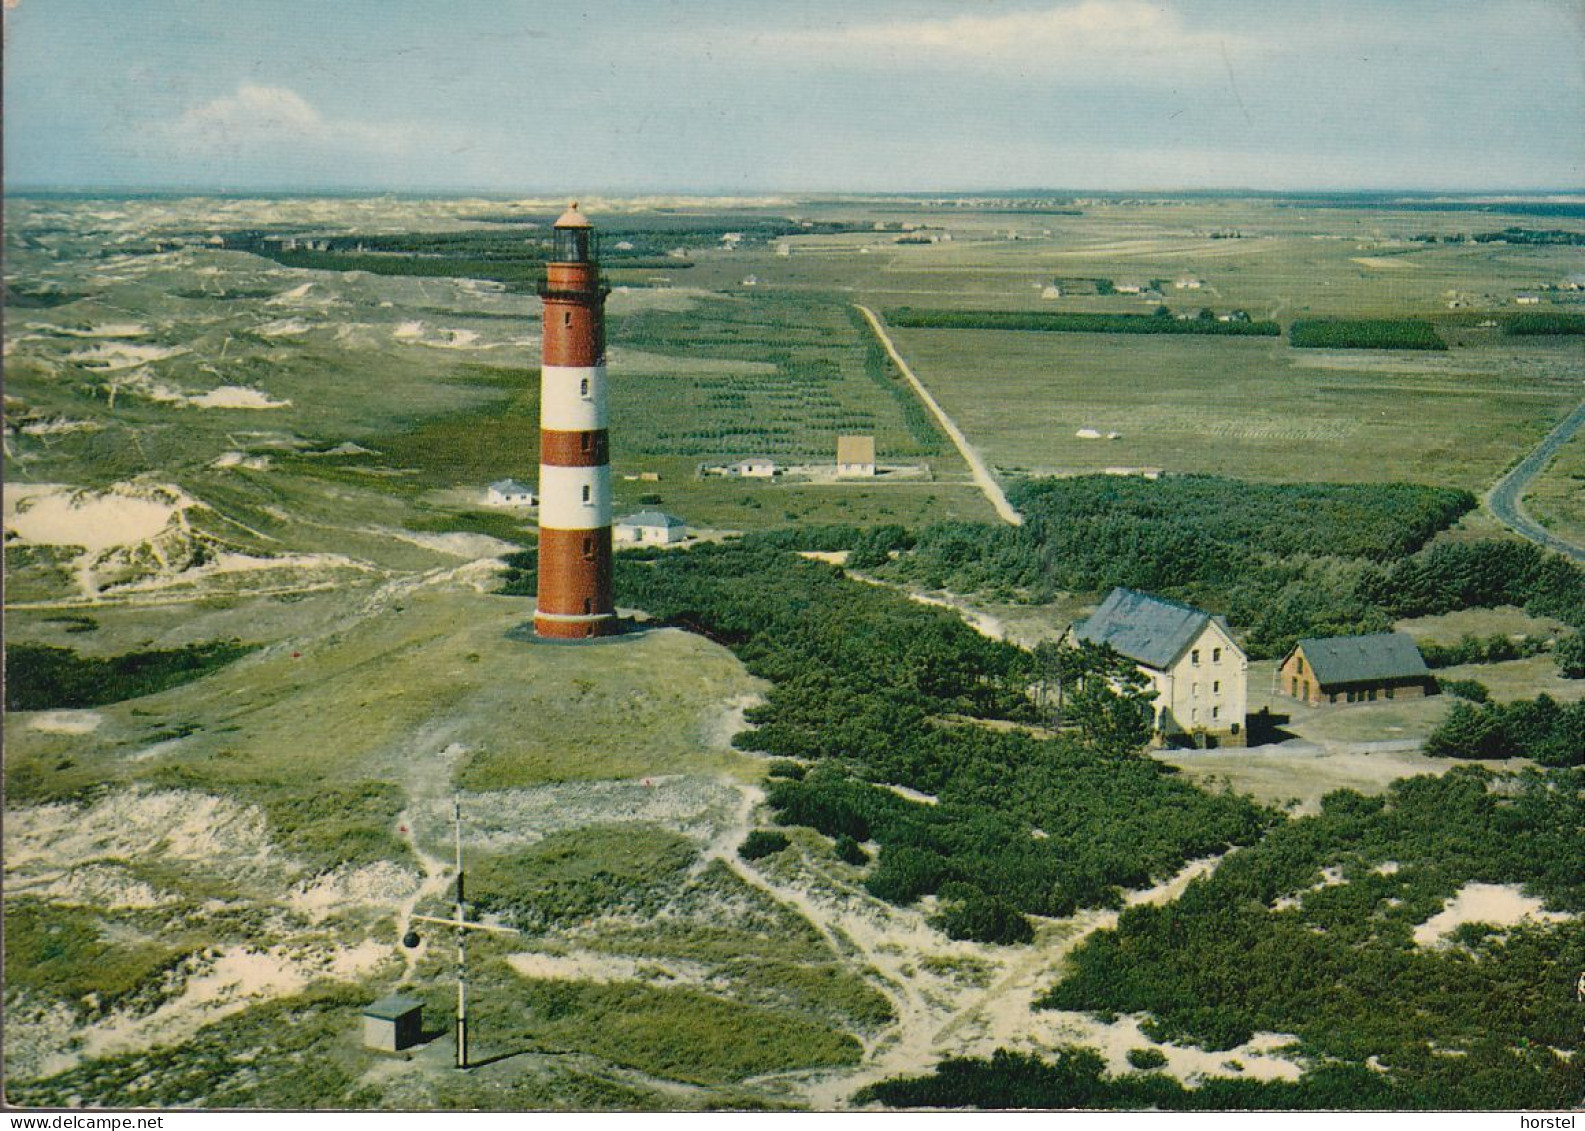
[
  {"xmin": 564, "ymin": 312, "xmax": 572, "ymax": 326},
  {"xmin": 580, "ymin": 432, "xmax": 591, "ymax": 452},
  {"xmin": 580, "ymin": 377, "xmax": 590, "ymax": 397},
  {"xmin": 582, "ymin": 485, "xmax": 591, "ymax": 503}
]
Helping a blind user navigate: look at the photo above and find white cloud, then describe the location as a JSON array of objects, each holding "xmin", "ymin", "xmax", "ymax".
[
  {"xmin": 757, "ymin": 1, "xmax": 1260, "ymax": 73},
  {"xmin": 163, "ymin": 83, "xmax": 414, "ymax": 156}
]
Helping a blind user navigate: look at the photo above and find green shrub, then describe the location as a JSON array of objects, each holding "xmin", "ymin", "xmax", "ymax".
[
  {"xmin": 834, "ymin": 834, "xmax": 869, "ymax": 865},
  {"xmin": 928, "ymin": 882, "xmax": 1035, "ymax": 945},
  {"xmin": 739, "ymin": 830, "xmax": 791, "ymax": 861},
  {"xmin": 1438, "ymin": 678, "xmax": 1490, "ymax": 703},
  {"xmin": 5, "ymin": 640, "xmax": 255, "ymax": 711},
  {"xmin": 1290, "ymin": 319, "xmax": 1446, "ymax": 350},
  {"xmin": 1127, "ymin": 1047, "xmax": 1169, "ymax": 1071}
]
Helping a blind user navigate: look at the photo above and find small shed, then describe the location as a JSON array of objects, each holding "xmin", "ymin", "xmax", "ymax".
[
  {"xmin": 1279, "ymin": 632, "xmax": 1434, "ymax": 706},
  {"xmin": 615, "ymin": 510, "xmax": 687, "ymax": 545},
  {"xmin": 836, "ymin": 435, "xmax": 876, "ymax": 478},
  {"xmin": 486, "ymin": 479, "xmax": 536, "ymax": 507},
  {"xmin": 363, "ymin": 995, "xmax": 424, "ymax": 1052}
]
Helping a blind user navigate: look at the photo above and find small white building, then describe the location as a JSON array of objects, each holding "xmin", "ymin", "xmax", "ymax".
[
  {"xmin": 1041, "ymin": 285, "xmax": 1063, "ymax": 300},
  {"xmin": 615, "ymin": 510, "xmax": 687, "ymax": 545},
  {"xmin": 836, "ymin": 435, "xmax": 876, "ymax": 478},
  {"xmin": 729, "ymin": 457, "xmax": 777, "ymax": 478},
  {"xmin": 1070, "ymin": 587, "xmax": 1248, "ymax": 747},
  {"xmin": 485, "ymin": 479, "xmax": 536, "ymax": 507},
  {"xmin": 1515, "ymin": 294, "xmax": 1542, "ymax": 305}
]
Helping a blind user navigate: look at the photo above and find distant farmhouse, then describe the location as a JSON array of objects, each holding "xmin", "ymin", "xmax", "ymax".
[
  {"xmin": 485, "ymin": 479, "xmax": 536, "ymax": 507},
  {"xmin": 615, "ymin": 510, "xmax": 687, "ymax": 546},
  {"xmin": 1071, "ymin": 587, "xmax": 1248, "ymax": 747},
  {"xmin": 1279, "ymin": 633, "xmax": 1434, "ymax": 706},
  {"xmin": 728, "ymin": 457, "xmax": 777, "ymax": 478},
  {"xmin": 836, "ymin": 435, "xmax": 876, "ymax": 478}
]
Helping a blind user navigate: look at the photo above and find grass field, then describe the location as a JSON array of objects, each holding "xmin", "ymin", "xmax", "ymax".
[{"xmin": 877, "ymin": 326, "xmax": 1580, "ymax": 489}]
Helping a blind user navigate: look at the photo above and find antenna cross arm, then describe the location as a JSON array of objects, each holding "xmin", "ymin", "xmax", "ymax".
[{"xmin": 409, "ymin": 913, "xmax": 523, "ymax": 937}]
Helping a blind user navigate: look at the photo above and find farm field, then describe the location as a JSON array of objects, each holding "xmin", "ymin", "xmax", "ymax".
[{"xmin": 4, "ymin": 191, "xmax": 1583, "ymax": 1111}]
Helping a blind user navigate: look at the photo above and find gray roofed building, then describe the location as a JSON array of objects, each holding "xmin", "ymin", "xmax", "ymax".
[
  {"xmin": 1073, "ymin": 587, "xmax": 1226, "ymax": 671},
  {"xmin": 1279, "ymin": 632, "xmax": 1434, "ymax": 706},
  {"xmin": 1296, "ymin": 633, "xmax": 1429, "ymax": 686},
  {"xmin": 1069, "ymin": 587, "xmax": 1249, "ymax": 746}
]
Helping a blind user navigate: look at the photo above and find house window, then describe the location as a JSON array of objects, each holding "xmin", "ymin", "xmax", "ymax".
[
  {"xmin": 1385, "ymin": 687, "xmax": 1395, "ymax": 700},
  {"xmin": 1212, "ymin": 706, "xmax": 1220, "ymax": 720},
  {"xmin": 582, "ymin": 484, "xmax": 591, "ymax": 503},
  {"xmin": 1192, "ymin": 682, "xmax": 1200, "ymax": 697},
  {"xmin": 1191, "ymin": 708, "xmax": 1200, "ymax": 722},
  {"xmin": 1213, "ymin": 680, "xmax": 1221, "ymax": 694},
  {"xmin": 1213, "ymin": 648, "xmax": 1222, "ymax": 663},
  {"xmin": 1298, "ymin": 657, "xmax": 1306, "ymax": 675},
  {"xmin": 1191, "ymin": 649, "xmax": 1201, "ymax": 665}
]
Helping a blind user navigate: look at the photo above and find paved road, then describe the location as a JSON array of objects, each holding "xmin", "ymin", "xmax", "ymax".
[
  {"xmin": 854, "ymin": 304, "xmax": 1023, "ymax": 526},
  {"xmin": 1485, "ymin": 399, "xmax": 1585, "ymax": 561}
]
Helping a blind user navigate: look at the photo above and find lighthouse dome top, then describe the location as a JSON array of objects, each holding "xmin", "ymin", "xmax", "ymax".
[{"xmin": 554, "ymin": 202, "xmax": 593, "ymax": 229}]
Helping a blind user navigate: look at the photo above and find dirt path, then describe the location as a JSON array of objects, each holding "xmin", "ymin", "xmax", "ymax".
[{"xmin": 853, "ymin": 304, "xmax": 1022, "ymax": 527}]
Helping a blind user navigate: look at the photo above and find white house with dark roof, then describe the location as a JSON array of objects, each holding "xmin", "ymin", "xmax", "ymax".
[
  {"xmin": 614, "ymin": 510, "xmax": 687, "ymax": 545},
  {"xmin": 1071, "ymin": 587, "xmax": 1248, "ymax": 747},
  {"xmin": 728, "ymin": 457, "xmax": 777, "ymax": 478},
  {"xmin": 1278, "ymin": 632, "xmax": 1434, "ymax": 706},
  {"xmin": 485, "ymin": 479, "xmax": 536, "ymax": 507}
]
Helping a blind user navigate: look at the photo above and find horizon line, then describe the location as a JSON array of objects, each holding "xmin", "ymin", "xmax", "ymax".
[{"xmin": 6, "ymin": 183, "xmax": 1585, "ymax": 200}]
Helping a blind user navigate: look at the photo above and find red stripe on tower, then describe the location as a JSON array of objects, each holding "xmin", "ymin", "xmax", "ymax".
[{"xmin": 535, "ymin": 202, "xmax": 617, "ymax": 638}]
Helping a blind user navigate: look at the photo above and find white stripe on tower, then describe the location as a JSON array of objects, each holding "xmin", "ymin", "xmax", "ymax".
[{"xmin": 540, "ymin": 365, "xmax": 608, "ymax": 431}]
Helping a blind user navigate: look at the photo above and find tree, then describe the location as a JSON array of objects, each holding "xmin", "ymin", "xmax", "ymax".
[{"xmin": 1556, "ymin": 631, "xmax": 1585, "ymax": 679}]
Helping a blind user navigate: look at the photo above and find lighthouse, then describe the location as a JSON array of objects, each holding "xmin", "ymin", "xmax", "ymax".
[{"xmin": 535, "ymin": 203, "xmax": 617, "ymax": 638}]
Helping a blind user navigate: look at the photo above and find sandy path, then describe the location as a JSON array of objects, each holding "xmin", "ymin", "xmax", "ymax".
[{"xmin": 853, "ymin": 305, "xmax": 1022, "ymax": 526}]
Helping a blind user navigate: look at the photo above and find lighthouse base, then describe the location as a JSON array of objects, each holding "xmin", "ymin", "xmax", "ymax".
[{"xmin": 533, "ymin": 610, "xmax": 622, "ymax": 640}]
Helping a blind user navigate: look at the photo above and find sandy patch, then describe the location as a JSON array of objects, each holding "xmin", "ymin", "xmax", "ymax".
[
  {"xmin": 188, "ymin": 386, "xmax": 291, "ymax": 410},
  {"xmin": 4, "ymin": 483, "xmax": 191, "ymax": 553},
  {"xmin": 27, "ymin": 710, "xmax": 104, "ymax": 735},
  {"xmin": 254, "ymin": 318, "xmax": 313, "ymax": 337},
  {"xmin": 35, "ymin": 322, "xmax": 152, "ymax": 338},
  {"xmin": 266, "ymin": 283, "xmax": 320, "ymax": 305},
  {"xmin": 66, "ymin": 940, "xmax": 394, "ymax": 1073},
  {"xmin": 4, "ymin": 789, "xmax": 282, "ymax": 883},
  {"xmin": 1350, "ymin": 256, "xmax": 1417, "ymax": 269},
  {"xmin": 506, "ymin": 951, "xmax": 710, "ymax": 987},
  {"xmin": 882, "ymin": 783, "xmax": 940, "ymax": 807},
  {"xmin": 373, "ymin": 528, "xmax": 521, "ymax": 559},
  {"xmin": 211, "ymin": 451, "xmax": 273, "ymax": 470},
  {"xmin": 1411, "ymin": 882, "xmax": 1572, "ymax": 946},
  {"xmin": 18, "ymin": 417, "xmax": 104, "ymax": 437},
  {"xmin": 288, "ymin": 861, "xmax": 422, "ymax": 922},
  {"xmin": 10, "ymin": 863, "xmax": 167, "ymax": 910},
  {"xmin": 66, "ymin": 342, "xmax": 186, "ymax": 370}
]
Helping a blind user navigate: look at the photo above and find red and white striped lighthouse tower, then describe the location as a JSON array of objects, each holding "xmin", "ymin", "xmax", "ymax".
[{"xmin": 535, "ymin": 202, "xmax": 617, "ymax": 639}]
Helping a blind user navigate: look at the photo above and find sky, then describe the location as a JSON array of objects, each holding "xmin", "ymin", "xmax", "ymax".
[{"xmin": 4, "ymin": 0, "xmax": 1582, "ymax": 193}]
